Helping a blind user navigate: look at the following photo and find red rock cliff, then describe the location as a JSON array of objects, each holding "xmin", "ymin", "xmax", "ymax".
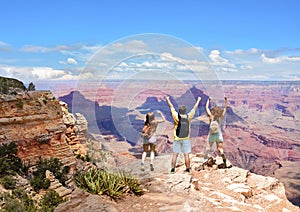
[{"xmin": 0, "ymin": 90, "xmax": 76, "ymax": 167}]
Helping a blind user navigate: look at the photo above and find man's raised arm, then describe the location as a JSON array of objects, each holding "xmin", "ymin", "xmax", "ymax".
[
  {"xmin": 166, "ymin": 96, "xmax": 174, "ymax": 109},
  {"xmin": 193, "ymin": 97, "xmax": 201, "ymax": 111}
]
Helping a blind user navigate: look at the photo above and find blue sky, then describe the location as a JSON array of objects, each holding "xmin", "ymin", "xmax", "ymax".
[{"xmin": 0, "ymin": 0, "xmax": 300, "ymax": 84}]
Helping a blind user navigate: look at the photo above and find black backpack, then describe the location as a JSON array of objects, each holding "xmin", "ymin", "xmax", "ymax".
[{"xmin": 176, "ymin": 114, "xmax": 189, "ymax": 138}]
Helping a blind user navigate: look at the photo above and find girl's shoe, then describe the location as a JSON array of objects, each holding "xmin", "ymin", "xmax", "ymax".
[
  {"xmin": 141, "ymin": 163, "xmax": 145, "ymax": 171},
  {"xmin": 150, "ymin": 164, "xmax": 154, "ymax": 171}
]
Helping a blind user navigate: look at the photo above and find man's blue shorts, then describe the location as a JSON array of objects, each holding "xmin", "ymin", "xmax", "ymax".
[{"xmin": 173, "ymin": 139, "xmax": 191, "ymax": 154}]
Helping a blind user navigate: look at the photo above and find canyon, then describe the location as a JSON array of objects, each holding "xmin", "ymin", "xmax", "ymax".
[
  {"xmin": 0, "ymin": 77, "xmax": 300, "ymax": 210},
  {"xmin": 56, "ymin": 80, "xmax": 300, "ymax": 206}
]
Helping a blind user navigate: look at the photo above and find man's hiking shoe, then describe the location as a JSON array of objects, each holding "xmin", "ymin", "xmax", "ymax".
[
  {"xmin": 141, "ymin": 163, "xmax": 145, "ymax": 171},
  {"xmin": 150, "ymin": 164, "xmax": 154, "ymax": 171},
  {"xmin": 170, "ymin": 168, "xmax": 175, "ymax": 174},
  {"xmin": 185, "ymin": 168, "xmax": 191, "ymax": 173}
]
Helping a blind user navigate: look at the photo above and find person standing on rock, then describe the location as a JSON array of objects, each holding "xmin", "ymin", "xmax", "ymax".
[
  {"xmin": 166, "ymin": 96, "xmax": 201, "ymax": 173},
  {"xmin": 204, "ymin": 96, "xmax": 228, "ymax": 163},
  {"xmin": 141, "ymin": 111, "xmax": 166, "ymax": 171}
]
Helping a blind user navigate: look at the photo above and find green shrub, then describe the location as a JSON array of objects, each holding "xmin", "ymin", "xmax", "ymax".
[
  {"xmin": 21, "ymin": 160, "xmax": 31, "ymax": 176},
  {"xmin": 12, "ymin": 188, "xmax": 37, "ymax": 212},
  {"xmin": 30, "ymin": 157, "xmax": 69, "ymax": 191},
  {"xmin": 0, "ymin": 189, "xmax": 37, "ymax": 212},
  {"xmin": 2, "ymin": 197, "xmax": 25, "ymax": 212},
  {"xmin": 76, "ymin": 154, "xmax": 91, "ymax": 162},
  {"xmin": 1, "ymin": 175, "xmax": 16, "ymax": 189},
  {"xmin": 75, "ymin": 168, "xmax": 144, "ymax": 200},
  {"xmin": 0, "ymin": 142, "xmax": 22, "ymax": 177},
  {"xmin": 30, "ymin": 176, "xmax": 51, "ymax": 192},
  {"xmin": 2, "ymin": 85, "xmax": 9, "ymax": 94},
  {"xmin": 118, "ymin": 171, "xmax": 145, "ymax": 195},
  {"xmin": 39, "ymin": 190, "xmax": 64, "ymax": 212}
]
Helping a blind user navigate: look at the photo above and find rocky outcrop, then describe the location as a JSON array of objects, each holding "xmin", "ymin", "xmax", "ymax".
[
  {"xmin": 0, "ymin": 90, "xmax": 77, "ymax": 169},
  {"xmin": 55, "ymin": 154, "xmax": 299, "ymax": 211},
  {"xmin": 45, "ymin": 170, "xmax": 72, "ymax": 200},
  {"xmin": 60, "ymin": 101, "xmax": 87, "ymax": 157},
  {"xmin": 0, "ymin": 76, "xmax": 26, "ymax": 95},
  {"xmin": 54, "ymin": 188, "xmax": 118, "ymax": 212}
]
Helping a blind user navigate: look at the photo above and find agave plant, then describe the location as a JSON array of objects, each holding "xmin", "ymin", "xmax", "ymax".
[{"xmin": 74, "ymin": 168, "xmax": 144, "ymax": 199}]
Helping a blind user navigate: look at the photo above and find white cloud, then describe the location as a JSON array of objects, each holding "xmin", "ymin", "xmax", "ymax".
[
  {"xmin": 107, "ymin": 51, "xmax": 218, "ymax": 81},
  {"xmin": 67, "ymin": 58, "xmax": 78, "ymax": 65},
  {"xmin": 0, "ymin": 65, "xmax": 81, "ymax": 81},
  {"xmin": 31, "ymin": 67, "xmax": 66, "ymax": 79},
  {"xmin": 261, "ymin": 53, "xmax": 300, "ymax": 64},
  {"xmin": 209, "ymin": 50, "xmax": 238, "ymax": 72},
  {"xmin": 194, "ymin": 46, "xmax": 204, "ymax": 52},
  {"xmin": 101, "ymin": 40, "xmax": 149, "ymax": 56},
  {"xmin": 227, "ymin": 48, "xmax": 261, "ymax": 55},
  {"xmin": 59, "ymin": 58, "xmax": 79, "ymax": 65},
  {"xmin": 3, "ymin": 37, "xmax": 300, "ymax": 81}
]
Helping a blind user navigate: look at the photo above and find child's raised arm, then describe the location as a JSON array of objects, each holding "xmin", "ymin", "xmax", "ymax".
[
  {"xmin": 222, "ymin": 96, "xmax": 228, "ymax": 117},
  {"xmin": 206, "ymin": 97, "xmax": 212, "ymax": 117},
  {"xmin": 156, "ymin": 110, "xmax": 166, "ymax": 123}
]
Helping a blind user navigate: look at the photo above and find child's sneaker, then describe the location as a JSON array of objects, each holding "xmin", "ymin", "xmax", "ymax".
[
  {"xmin": 141, "ymin": 163, "xmax": 145, "ymax": 171},
  {"xmin": 221, "ymin": 153, "xmax": 226, "ymax": 164},
  {"xmin": 150, "ymin": 164, "xmax": 154, "ymax": 171}
]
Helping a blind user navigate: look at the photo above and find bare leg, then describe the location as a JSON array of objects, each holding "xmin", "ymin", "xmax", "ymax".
[
  {"xmin": 171, "ymin": 153, "xmax": 179, "ymax": 169},
  {"xmin": 150, "ymin": 144, "xmax": 155, "ymax": 164},
  {"xmin": 150, "ymin": 151, "xmax": 155, "ymax": 164},
  {"xmin": 141, "ymin": 152, "xmax": 147, "ymax": 163},
  {"xmin": 141, "ymin": 144, "xmax": 148, "ymax": 171},
  {"xmin": 217, "ymin": 142, "xmax": 226, "ymax": 163},
  {"xmin": 149, "ymin": 144, "xmax": 155, "ymax": 171},
  {"xmin": 184, "ymin": 153, "xmax": 190, "ymax": 169},
  {"xmin": 204, "ymin": 141, "xmax": 214, "ymax": 159},
  {"xmin": 217, "ymin": 142, "xmax": 224, "ymax": 154}
]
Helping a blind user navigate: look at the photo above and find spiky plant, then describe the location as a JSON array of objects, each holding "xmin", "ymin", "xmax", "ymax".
[{"xmin": 74, "ymin": 168, "xmax": 144, "ymax": 200}]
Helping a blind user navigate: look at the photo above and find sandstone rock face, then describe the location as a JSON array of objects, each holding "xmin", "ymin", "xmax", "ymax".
[{"xmin": 0, "ymin": 91, "xmax": 76, "ymax": 168}]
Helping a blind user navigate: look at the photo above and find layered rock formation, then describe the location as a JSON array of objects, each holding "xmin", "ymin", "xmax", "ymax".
[
  {"xmin": 0, "ymin": 77, "xmax": 90, "ymax": 204},
  {"xmin": 0, "ymin": 76, "xmax": 89, "ymax": 169},
  {"xmin": 60, "ymin": 101, "xmax": 87, "ymax": 157},
  {"xmin": 0, "ymin": 90, "xmax": 76, "ymax": 168},
  {"xmin": 45, "ymin": 170, "xmax": 72, "ymax": 200}
]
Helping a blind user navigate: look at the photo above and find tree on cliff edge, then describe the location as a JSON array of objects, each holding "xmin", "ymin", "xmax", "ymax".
[
  {"xmin": 27, "ymin": 82, "xmax": 36, "ymax": 91},
  {"xmin": 0, "ymin": 142, "xmax": 22, "ymax": 177}
]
